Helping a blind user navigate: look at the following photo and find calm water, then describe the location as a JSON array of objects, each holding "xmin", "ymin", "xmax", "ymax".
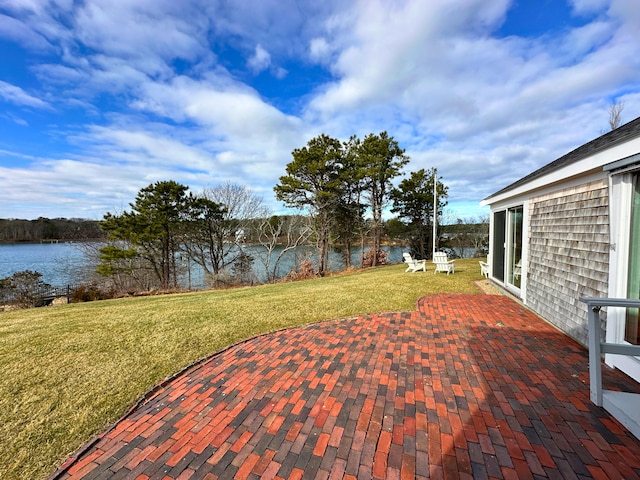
[
  {"xmin": 0, "ymin": 242, "xmax": 97, "ymax": 286},
  {"xmin": 0, "ymin": 242, "xmax": 406, "ymax": 288}
]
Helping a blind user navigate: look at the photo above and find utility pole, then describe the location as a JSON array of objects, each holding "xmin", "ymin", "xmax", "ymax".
[{"xmin": 432, "ymin": 167, "xmax": 437, "ymax": 259}]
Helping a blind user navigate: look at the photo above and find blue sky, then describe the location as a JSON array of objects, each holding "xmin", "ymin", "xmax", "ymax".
[{"xmin": 1, "ymin": 0, "xmax": 639, "ymax": 221}]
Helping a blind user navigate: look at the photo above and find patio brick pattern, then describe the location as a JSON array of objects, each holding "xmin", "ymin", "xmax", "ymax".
[{"xmin": 51, "ymin": 294, "xmax": 640, "ymax": 479}]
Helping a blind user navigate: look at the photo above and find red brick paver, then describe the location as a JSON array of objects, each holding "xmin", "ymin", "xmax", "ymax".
[{"xmin": 50, "ymin": 294, "xmax": 640, "ymax": 479}]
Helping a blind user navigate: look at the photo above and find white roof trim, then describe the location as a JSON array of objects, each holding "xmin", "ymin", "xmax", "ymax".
[{"xmin": 603, "ymin": 152, "xmax": 640, "ymax": 173}]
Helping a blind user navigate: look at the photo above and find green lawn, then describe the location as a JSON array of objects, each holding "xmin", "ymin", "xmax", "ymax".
[{"xmin": 0, "ymin": 258, "xmax": 485, "ymax": 480}]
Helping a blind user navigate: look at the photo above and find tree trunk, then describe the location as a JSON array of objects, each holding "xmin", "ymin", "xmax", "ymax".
[
  {"xmin": 344, "ymin": 238, "xmax": 352, "ymax": 269},
  {"xmin": 318, "ymin": 222, "xmax": 329, "ymax": 276}
]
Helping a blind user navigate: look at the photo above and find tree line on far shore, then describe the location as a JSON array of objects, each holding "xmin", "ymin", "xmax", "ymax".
[{"xmin": 0, "ymin": 217, "xmax": 104, "ymax": 244}]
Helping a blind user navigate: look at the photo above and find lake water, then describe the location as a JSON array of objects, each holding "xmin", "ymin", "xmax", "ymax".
[
  {"xmin": 0, "ymin": 242, "xmax": 407, "ymax": 289},
  {"xmin": 0, "ymin": 242, "xmax": 97, "ymax": 286}
]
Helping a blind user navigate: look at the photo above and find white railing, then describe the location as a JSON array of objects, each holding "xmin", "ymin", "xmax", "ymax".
[{"xmin": 579, "ymin": 297, "xmax": 640, "ymax": 439}]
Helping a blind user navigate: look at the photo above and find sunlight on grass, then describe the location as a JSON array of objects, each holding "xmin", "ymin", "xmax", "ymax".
[{"xmin": 0, "ymin": 259, "xmax": 485, "ymax": 479}]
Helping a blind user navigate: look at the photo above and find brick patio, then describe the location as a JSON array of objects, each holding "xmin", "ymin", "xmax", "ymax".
[{"xmin": 50, "ymin": 294, "xmax": 640, "ymax": 479}]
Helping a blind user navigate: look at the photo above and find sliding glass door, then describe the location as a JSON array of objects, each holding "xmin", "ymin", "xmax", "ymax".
[
  {"xmin": 626, "ymin": 173, "xmax": 640, "ymax": 346},
  {"xmin": 507, "ymin": 206, "xmax": 523, "ymax": 289},
  {"xmin": 609, "ymin": 171, "xmax": 640, "ymax": 383},
  {"xmin": 492, "ymin": 211, "xmax": 506, "ymax": 282},
  {"xmin": 491, "ymin": 206, "xmax": 523, "ymax": 292}
]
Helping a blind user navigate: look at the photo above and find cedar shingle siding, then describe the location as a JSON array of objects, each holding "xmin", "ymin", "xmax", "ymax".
[{"xmin": 527, "ymin": 179, "xmax": 610, "ymax": 345}]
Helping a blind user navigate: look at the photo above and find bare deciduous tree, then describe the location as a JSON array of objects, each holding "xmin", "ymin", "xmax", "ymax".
[
  {"xmin": 187, "ymin": 182, "xmax": 267, "ymax": 283},
  {"xmin": 608, "ymin": 101, "xmax": 624, "ymax": 130},
  {"xmin": 254, "ymin": 215, "xmax": 312, "ymax": 282},
  {"xmin": 203, "ymin": 182, "xmax": 268, "ymax": 226}
]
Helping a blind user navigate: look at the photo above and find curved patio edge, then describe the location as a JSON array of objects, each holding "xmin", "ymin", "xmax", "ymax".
[{"xmin": 49, "ymin": 293, "xmax": 640, "ymax": 480}]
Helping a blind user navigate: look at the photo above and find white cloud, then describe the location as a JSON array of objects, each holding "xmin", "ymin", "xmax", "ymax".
[
  {"xmin": 72, "ymin": 1, "xmax": 211, "ymax": 72},
  {"xmin": 609, "ymin": 0, "xmax": 640, "ymax": 33},
  {"xmin": 309, "ymin": 37, "xmax": 332, "ymax": 63},
  {"xmin": 132, "ymin": 75, "xmax": 304, "ymax": 152},
  {"xmin": 1, "ymin": 113, "xmax": 29, "ymax": 126},
  {"xmin": 0, "ymin": 81, "xmax": 51, "ymax": 109},
  {"xmin": 306, "ymin": 0, "xmax": 511, "ymax": 117},
  {"xmin": 80, "ymin": 126, "xmax": 217, "ymax": 171},
  {"xmin": 273, "ymin": 67, "xmax": 287, "ymax": 79},
  {"xmin": 569, "ymin": 0, "xmax": 610, "ymax": 15},
  {"xmin": 0, "ymin": 13, "xmax": 52, "ymax": 50},
  {"xmin": 0, "ymin": 156, "xmax": 140, "ymax": 218},
  {"xmin": 247, "ymin": 44, "xmax": 272, "ymax": 74}
]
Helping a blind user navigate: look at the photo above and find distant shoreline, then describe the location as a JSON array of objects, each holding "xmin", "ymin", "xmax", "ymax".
[{"xmin": 0, "ymin": 238, "xmax": 105, "ymax": 246}]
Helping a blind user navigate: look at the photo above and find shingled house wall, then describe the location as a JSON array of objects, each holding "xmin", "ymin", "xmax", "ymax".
[{"xmin": 526, "ymin": 179, "xmax": 610, "ymax": 345}]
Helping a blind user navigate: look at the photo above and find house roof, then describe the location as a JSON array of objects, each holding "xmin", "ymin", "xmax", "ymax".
[{"xmin": 482, "ymin": 115, "xmax": 640, "ymax": 202}]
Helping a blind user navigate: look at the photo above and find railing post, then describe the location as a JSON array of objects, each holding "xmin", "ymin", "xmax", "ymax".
[{"xmin": 586, "ymin": 304, "xmax": 603, "ymax": 406}]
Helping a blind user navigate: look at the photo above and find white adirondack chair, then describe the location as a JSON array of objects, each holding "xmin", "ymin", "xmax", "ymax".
[
  {"xmin": 479, "ymin": 261, "xmax": 489, "ymax": 278},
  {"xmin": 514, "ymin": 260, "xmax": 522, "ymax": 280},
  {"xmin": 433, "ymin": 251, "xmax": 455, "ymax": 274},
  {"xmin": 403, "ymin": 253, "xmax": 426, "ymax": 273}
]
